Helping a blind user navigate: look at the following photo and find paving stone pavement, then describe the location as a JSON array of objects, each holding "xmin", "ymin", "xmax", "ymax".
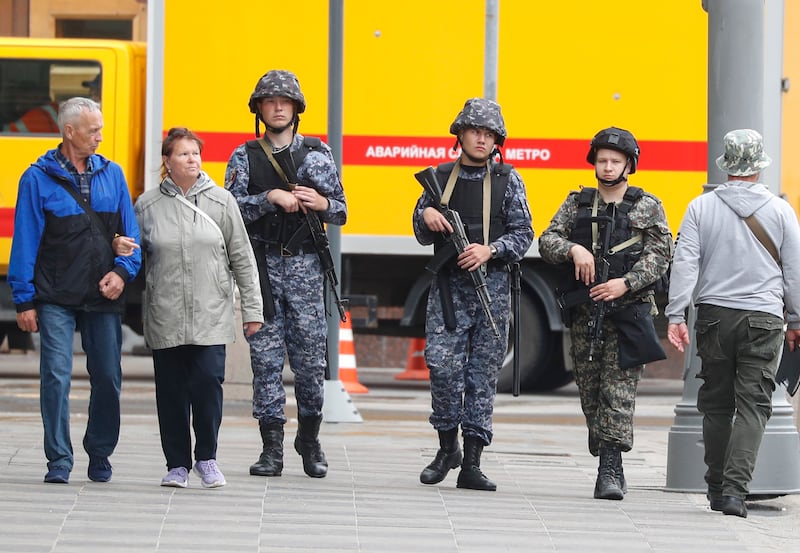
[{"xmin": 1, "ymin": 353, "xmax": 800, "ymax": 552}]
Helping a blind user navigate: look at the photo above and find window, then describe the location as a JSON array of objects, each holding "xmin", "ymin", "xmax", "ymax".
[
  {"xmin": 57, "ymin": 19, "xmax": 133, "ymax": 40},
  {"xmin": 0, "ymin": 59, "xmax": 101, "ymax": 135}
]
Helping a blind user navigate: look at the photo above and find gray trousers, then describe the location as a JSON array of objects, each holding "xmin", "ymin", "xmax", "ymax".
[{"xmin": 695, "ymin": 304, "xmax": 783, "ymax": 498}]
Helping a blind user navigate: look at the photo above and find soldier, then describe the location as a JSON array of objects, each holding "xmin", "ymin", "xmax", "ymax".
[
  {"xmin": 225, "ymin": 70, "xmax": 346, "ymax": 479},
  {"xmin": 666, "ymin": 129, "xmax": 800, "ymax": 518},
  {"xmin": 539, "ymin": 127, "xmax": 672, "ymax": 500},
  {"xmin": 413, "ymin": 98, "xmax": 533, "ymax": 492}
]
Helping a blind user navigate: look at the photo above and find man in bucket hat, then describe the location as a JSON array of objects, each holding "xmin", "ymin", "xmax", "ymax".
[{"xmin": 666, "ymin": 129, "xmax": 800, "ymax": 518}]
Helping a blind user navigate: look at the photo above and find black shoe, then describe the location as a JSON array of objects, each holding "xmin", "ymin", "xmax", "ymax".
[
  {"xmin": 456, "ymin": 437, "xmax": 496, "ymax": 491},
  {"xmin": 44, "ymin": 466, "xmax": 70, "ymax": 484},
  {"xmin": 593, "ymin": 473, "xmax": 624, "ymax": 500},
  {"xmin": 456, "ymin": 465, "xmax": 497, "ymax": 491},
  {"xmin": 594, "ymin": 446, "xmax": 623, "ymax": 500},
  {"xmin": 294, "ymin": 438, "xmax": 328, "ymax": 478},
  {"xmin": 295, "ymin": 415, "xmax": 328, "ymax": 478},
  {"xmin": 420, "ymin": 448, "xmax": 462, "ymax": 485},
  {"xmin": 250, "ymin": 422, "xmax": 284, "ymax": 477},
  {"xmin": 249, "ymin": 450, "xmax": 283, "ymax": 477},
  {"xmin": 87, "ymin": 456, "xmax": 112, "ymax": 482},
  {"xmin": 707, "ymin": 493, "xmax": 725, "ymax": 512},
  {"xmin": 720, "ymin": 496, "xmax": 747, "ymax": 518}
]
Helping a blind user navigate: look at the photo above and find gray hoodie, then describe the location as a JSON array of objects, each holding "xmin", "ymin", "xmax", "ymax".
[
  {"xmin": 135, "ymin": 172, "xmax": 263, "ymax": 349},
  {"xmin": 666, "ymin": 180, "xmax": 800, "ymax": 329}
]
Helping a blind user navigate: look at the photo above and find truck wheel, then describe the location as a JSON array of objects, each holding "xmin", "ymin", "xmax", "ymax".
[{"xmin": 496, "ymin": 290, "xmax": 553, "ymax": 393}]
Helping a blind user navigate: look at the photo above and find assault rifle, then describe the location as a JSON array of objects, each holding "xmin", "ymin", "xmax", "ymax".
[
  {"xmin": 415, "ymin": 166, "xmax": 500, "ymax": 338},
  {"xmin": 272, "ymin": 145, "xmax": 348, "ymax": 322},
  {"xmin": 586, "ymin": 205, "xmax": 616, "ymax": 361}
]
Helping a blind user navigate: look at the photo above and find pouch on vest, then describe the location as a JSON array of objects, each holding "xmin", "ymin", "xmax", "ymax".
[{"xmin": 608, "ymin": 301, "xmax": 666, "ymax": 369}]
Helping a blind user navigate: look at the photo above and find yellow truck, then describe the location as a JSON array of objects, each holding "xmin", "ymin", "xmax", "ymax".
[{"xmin": 1, "ymin": 0, "xmax": 798, "ymax": 390}]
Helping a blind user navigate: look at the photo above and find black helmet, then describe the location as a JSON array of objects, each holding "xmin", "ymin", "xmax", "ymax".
[
  {"xmin": 449, "ymin": 98, "xmax": 507, "ymax": 146},
  {"xmin": 248, "ymin": 70, "xmax": 306, "ymax": 115},
  {"xmin": 586, "ymin": 127, "xmax": 640, "ymax": 173}
]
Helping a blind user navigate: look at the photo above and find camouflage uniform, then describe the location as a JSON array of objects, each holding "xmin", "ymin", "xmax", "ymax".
[
  {"xmin": 414, "ymin": 98, "xmax": 533, "ymax": 492},
  {"xmin": 413, "ymin": 165, "xmax": 532, "ymax": 444},
  {"xmin": 539, "ymin": 189, "xmax": 671, "ymax": 454},
  {"xmin": 539, "ymin": 126, "xmax": 671, "ymax": 500},
  {"xmin": 225, "ymin": 131, "xmax": 345, "ymax": 424},
  {"xmin": 227, "ymin": 70, "xmax": 346, "ymax": 480}
]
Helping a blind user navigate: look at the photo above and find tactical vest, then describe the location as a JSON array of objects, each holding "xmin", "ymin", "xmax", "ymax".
[
  {"xmin": 432, "ymin": 162, "xmax": 510, "ymax": 265},
  {"xmin": 244, "ymin": 136, "xmax": 321, "ymax": 246},
  {"xmin": 568, "ymin": 186, "xmax": 644, "ymax": 279}
]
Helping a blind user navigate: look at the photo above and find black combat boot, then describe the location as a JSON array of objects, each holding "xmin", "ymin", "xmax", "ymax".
[
  {"xmin": 420, "ymin": 428, "xmax": 462, "ymax": 485},
  {"xmin": 294, "ymin": 414, "xmax": 328, "ymax": 478},
  {"xmin": 615, "ymin": 450, "xmax": 627, "ymax": 494},
  {"xmin": 456, "ymin": 436, "xmax": 496, "ymax": 491},
  {"xmin": 594, "ymin": 446, "xmax": 624, "ymax": 500},
  {"xmin": 249, "ymin": 421, "xmax": 284, "ymax": 477}
]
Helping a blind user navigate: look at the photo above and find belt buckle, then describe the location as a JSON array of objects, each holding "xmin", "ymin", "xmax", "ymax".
[{"xmin": 280, "ymin": 244, "xmax": 293, "ymax": 257}]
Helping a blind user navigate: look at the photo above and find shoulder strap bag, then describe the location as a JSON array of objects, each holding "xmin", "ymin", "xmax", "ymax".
[{"xmin": 173, "ymin": 193, "xmax": 230, "ymax": 266}]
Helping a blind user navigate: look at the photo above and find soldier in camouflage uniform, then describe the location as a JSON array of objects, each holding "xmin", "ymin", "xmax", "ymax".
[
  {"xmin": 539, "ymin": 127, "xmax": 671, "ymax": 500},
  {"xmin": 225, "ymin": 70, "xmax": 346, "ymax": 479},
  {"xmin": 413, "ymin": 98, "xmax": 533, "ymax": 492},
  {"xmin": 666, "ymin": 129, "xmax": 800, "ymax": 518}
]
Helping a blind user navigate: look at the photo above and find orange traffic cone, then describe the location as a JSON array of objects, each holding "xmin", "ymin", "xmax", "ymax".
[
  {"xmin": 338, "ymin": 312, "xmax": 368, "ymax": 394},
  {"xmin": 395, "ymin": 337, "xmax": 430, "ymax": 381}
]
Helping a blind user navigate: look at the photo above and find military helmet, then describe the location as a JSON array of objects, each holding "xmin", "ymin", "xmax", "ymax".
[
  {"xmin": 449, "ymin": 98, "xmax": 507, "ymax": 146},
  {"xmin": 586, "ymin": 127, "xmax": 640, "ymax": 173},
  {"xmin": 248, "ymin": 70, "xmax": 306, "ymax": 115}
]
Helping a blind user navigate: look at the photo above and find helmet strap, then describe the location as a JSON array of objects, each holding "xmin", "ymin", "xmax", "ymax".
[{"xmin": 596, "ymin": 167, "xmax": 628, "ymax": 187}]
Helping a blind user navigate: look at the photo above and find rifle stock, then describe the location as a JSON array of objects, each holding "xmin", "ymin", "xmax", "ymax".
[
  {"xmin": 273, "ymin": 146, "xmax": 348, "ymax": 322},
  {"xmin": 414, "ymin": 167, "xmax": 501, "ymax": 338}
]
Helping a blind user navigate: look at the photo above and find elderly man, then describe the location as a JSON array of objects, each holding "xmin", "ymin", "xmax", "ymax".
[{"xmin": 8, "ymin": 97, "xmax": 141, "ymax": 484}]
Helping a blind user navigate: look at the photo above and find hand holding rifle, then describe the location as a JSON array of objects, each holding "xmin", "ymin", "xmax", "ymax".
[
  {"xmin": 415, "ymin": 166, "xmax": 501, "ymax": 338},
  {"xmin": 269, "ymin": 144, "xmax": 348, "ymax": 322},
  {"xmin": 586, "ymin": 205, "xmax": 615, "ymax": 361}
]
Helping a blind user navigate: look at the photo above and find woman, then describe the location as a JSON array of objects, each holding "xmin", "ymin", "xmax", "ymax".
[{"xmin": 135, "ymin": 127, "xmax": 263, "ymax": 488}]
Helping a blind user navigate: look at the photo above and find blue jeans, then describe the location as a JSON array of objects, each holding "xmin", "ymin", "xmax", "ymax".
[{"xmin": 37, "ymin": 303, "xmax": 122, "ymax": 471}]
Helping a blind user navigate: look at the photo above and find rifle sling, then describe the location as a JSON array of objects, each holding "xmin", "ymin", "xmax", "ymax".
[
  {"xmin": 591, "ymin": 189, "xmax": 599, "ymax": 252},
  {"xmin": 425, "ymin": 241, "xmax": 458, "ymax": 273},
  {"xmin": 256, "ymin": 137, "xmax": 316, "ymax": 255},
  {"xmin": 588, "ymin": 187, "xmax": 642, "ymax": 255},
  {"xmin": 258, "ymin": 138, "xmax": 292, "ymax": 188}
]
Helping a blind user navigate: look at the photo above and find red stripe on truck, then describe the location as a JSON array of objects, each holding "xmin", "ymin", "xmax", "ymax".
[
  {"xmin": 0, "ymin": 208, "xmax": 13, "ymax": 238},
  {"xmin": 199, "ymin": 132, "xmax": 707, "ymax": 172}
]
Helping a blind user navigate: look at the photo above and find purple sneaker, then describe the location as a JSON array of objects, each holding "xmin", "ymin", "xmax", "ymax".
[
  {"xmin": 161, "ymin": 467, "xmax": 189, "ymax": 488},
  {"xmin": 193, "ymin": 459, "xmax": 226, "ymax": 488}
]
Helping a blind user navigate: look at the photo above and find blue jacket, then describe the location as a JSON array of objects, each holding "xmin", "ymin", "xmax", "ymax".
[{"xmin": 8, "ymin": 148, "xmax": 142, "ymax": 313}]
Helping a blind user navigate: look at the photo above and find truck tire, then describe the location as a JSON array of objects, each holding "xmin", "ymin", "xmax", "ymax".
[{"xmin": 496, "ymin": 287, "xmax": 574, "ymax": 393}]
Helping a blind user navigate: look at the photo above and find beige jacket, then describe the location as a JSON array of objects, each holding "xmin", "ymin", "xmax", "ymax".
[{"xmin": 135, "ymin": 172, "xmax": 262, "ymax": 349}]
